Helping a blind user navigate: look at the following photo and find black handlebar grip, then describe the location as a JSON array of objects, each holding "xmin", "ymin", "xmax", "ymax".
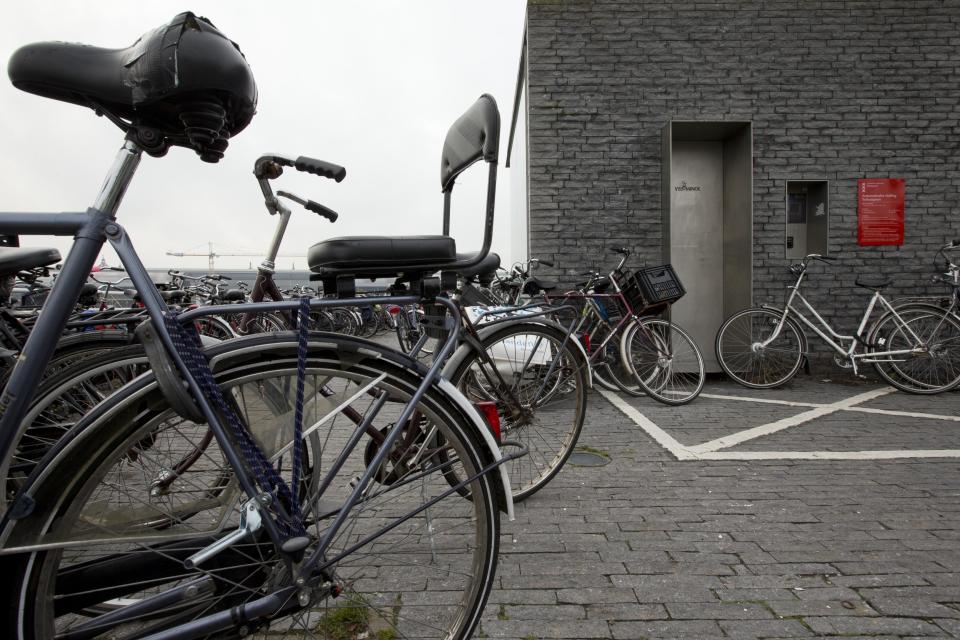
[
  {"xmin": 539, "ymin": 259, "xmax": 555, "ymax": 267},
  {"xmin": 817, "ymin": 255, "xmax": 837, "ymax": 261},
  {"xmin": 294, "ymin": 156, "xmax": 347, "ymax": 182},
  {"xmin": 305, "ymin": 200, "xmax": 339, "ymax": 222}
]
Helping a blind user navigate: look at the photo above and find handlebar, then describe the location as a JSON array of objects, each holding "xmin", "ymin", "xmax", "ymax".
[
  {"xmin": 277, "ymin": 190, "xmax": 338, "ymax": 222},
  {"xmin": 803, "ymin": 254, "xmax": 836, "ymax": 265},
  {"xmin": 294, "ymin": 156, "xmax": 347, "ymax": 182},
  {"xmin": 253, "ymin": 154, "xmax": 346, "ymax": 182}
]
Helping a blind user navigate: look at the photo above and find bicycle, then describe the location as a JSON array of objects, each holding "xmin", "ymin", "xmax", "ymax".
[
  {"xmin": 0, "ymin": 13, "xmax": 514, "ymax": 638},
  {"xmin": 528, "ymin": 247, "xmax": 705, "ymax": 405},
  {"xmin": 715, "ymin": 252, "xmax": 960, "ymax": 393}
]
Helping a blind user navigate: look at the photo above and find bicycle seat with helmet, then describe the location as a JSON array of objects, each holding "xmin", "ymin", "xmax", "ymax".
[{"xmin": 7, "ymin": 12, "xmax": 256, "ymax": 162}]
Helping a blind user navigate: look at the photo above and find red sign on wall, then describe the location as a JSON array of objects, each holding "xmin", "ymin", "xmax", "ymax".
[{"xmin": 858, "ymin": 178, "xmax": 905, "ymax": 246}]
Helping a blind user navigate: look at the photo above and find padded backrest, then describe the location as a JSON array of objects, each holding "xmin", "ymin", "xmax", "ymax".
[{"xmin": 440, "ymin": 94, "xmax": 500, "ymax": 192}]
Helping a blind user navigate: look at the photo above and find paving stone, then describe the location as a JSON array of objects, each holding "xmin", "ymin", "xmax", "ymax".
[
  {"xmin": 584, "ymin": 602, "xmax": 667, "ymax": 621},
  {"xmin": 488, "ymin": 589, "xmax": 559, "ymax": 605},
  {"xmin": 717, "ymin": 618, "xmax": 815, "ymax": 638},
  {"xmin": 830, "ymin": 573, "xmax": 931, "ymax": 588},
  {"xmin": 556, "ymin": 587, "xmax": 638, "ymax": 605},
  {"xmin": 610, "ymin": 619, "xmax": 724, "ymax": 638},
  {"xmin": 503, "ymin": 604, "xmax": 586, "ymax": 620},
  {"xmin": 767, "ymin": 598, "xmax": 878, "ymax": 617},
  {"xmin": 867, "ymin": 596, "xmax": 960, "ymax": 618},
  {"xmin": 481, "ymin": 618, "xmax": 611, "ymax": 639},
  {"xmin": 935, "ymin": 617, "xmax": 960, "ymax": 635},
  {"xmin": 665, "ymin": 601, "xmax": 774, "ymax": 620},
  {"xmin": 805, "ymin": 615, "xmax": 948, "ymax": 635}
]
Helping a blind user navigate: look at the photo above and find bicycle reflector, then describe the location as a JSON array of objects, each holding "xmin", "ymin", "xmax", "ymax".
[
  {"xmin": 386, "ymin": 305, "xmax": 401, "ymax": 315},
  {"xmin": 473, "ymin": 401, "xmax": 501, "ymax": 443}
]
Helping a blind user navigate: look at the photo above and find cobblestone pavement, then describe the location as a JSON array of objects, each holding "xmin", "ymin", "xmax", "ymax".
[{"xmin": 478, "ymin": 375, "xmax": 960, "ymax": 639}]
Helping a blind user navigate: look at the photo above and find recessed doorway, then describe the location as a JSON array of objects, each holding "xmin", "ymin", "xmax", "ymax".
[{"xmin": 662, "ymin": 121, "xmax": 752, "ymax": 372}]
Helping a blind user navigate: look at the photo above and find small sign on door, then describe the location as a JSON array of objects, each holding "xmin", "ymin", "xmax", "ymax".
[{"xmin": 857, "ymin": 178, "xmax": 905, "ymax": 246}]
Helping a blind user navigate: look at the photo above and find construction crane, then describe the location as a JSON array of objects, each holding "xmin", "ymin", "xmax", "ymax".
[{"xmin": 166, "ymin": 242, "xmax": 304, "ymax": 272}]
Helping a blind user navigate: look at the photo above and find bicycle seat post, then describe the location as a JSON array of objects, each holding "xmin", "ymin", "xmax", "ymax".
[{"xmin": 94, "ymin": 140, "xmax": 144, "ymax": 218}]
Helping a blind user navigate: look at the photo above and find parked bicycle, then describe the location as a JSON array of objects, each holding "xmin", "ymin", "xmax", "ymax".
[
  {"xmin": 538, "ymin": 247, "xmax": 706, "ymax": 405},
  {"xmin": 0, "ymin": 14, "xmax": 515, "ymax": 639},
  {"xmin": 715, "ymin": 252, "xmax": 960, "ymax": 393}
]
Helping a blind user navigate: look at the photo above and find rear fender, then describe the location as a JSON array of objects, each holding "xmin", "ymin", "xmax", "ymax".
[{"xmin": 443, "ymin": 317, "xmax": 592, "ymax": 389}]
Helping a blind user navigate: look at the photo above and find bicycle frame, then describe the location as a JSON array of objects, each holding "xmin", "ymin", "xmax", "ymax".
[
  {"xmin": 0, "ymin": 139, "xmax": 517, "ymax": 637},
  {"xmin": 542, "ymin": 258, "xmax": 645, "ymax": 370},
  {"xmin": 761, "ymin": 264, "xmax": 935, "ymax": 374}
]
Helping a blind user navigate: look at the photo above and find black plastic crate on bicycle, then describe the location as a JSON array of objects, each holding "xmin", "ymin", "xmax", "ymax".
[{"xmin": 615, "ymin": 263, "xmax": 686, "ymax": 317}]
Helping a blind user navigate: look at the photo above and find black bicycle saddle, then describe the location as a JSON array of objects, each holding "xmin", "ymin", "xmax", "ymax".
[
  {"xmin": 523, "ymin": 276, "xmax": 557, "ymax": 295},
  {"xmin": 8, "ymin": 12, "xmax": 257, "ymax": 161},
  {"xmin": 855, "ymin": 276, "xmax": 893, "ymax": 290},
  {"xmin": 0, "ymin": 247, "xmax": 61, "ymax": 277},
  {"xmin": 457, "ymin": 252, "xmax": 500, "ymax": 281}
]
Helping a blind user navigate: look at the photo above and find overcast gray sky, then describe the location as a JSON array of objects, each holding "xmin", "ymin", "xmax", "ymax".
[{"xmin": 0, "ymin": 2, "xmax": 527, "ymax": 271}]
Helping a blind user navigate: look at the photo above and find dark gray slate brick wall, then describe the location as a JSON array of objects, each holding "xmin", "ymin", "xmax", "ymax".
[{"xmin": 524, "ymin": 0, "xmax": 960, "ymax": 354}]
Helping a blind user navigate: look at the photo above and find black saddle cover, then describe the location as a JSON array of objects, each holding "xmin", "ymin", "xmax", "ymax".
[{"xmin": 8, "ymin": 12, "xmax": 257, "ymax": 161}]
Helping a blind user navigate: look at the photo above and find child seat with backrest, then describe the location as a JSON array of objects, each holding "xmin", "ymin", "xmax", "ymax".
[{"xmin": 307, "ymin": 94, "xmax": 500, "ymax": 293}]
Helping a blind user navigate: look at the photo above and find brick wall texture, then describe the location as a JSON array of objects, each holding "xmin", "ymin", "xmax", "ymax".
[{"xmin": 524, "ymin": 0, "xmax": 960, "ymax": 357}]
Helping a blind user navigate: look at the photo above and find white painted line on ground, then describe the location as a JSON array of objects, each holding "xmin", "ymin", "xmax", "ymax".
[
  {"xmin": 700, "ymin": 393, "xmax": 823, "ymax": 408},
  {"xmin": 699, "ymin": 449, "xmax": 960, "ymax": 460},
  {"xmin": 598, "ymin": 386, "xmax": 960, "ymax": 461},
  {"xmin": 842, "ymin": 406, "xmax": 960, "ymax": 422},
  {"xmin": 702, "ymin": 391, "xmax": 960, "ymax": 423},
  {"xmin": 595, "ymin": 387, "xmax": 697, "ymax": 460},
  {"xmin": 687, "ymin": 387, "xmax": 896, "ymax": 454}
]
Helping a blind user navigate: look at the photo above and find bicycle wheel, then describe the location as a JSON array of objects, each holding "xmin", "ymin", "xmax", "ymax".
[
  {"xmin": 716, "ymin": 307, "xmax": 805, "ymax": 388},
  {"xmin": 623, "ymin": 318, "xmax": 705, "ymax": 405},
  {"xmin": 329, "ymin": 307, "xmax": 360, "ymax": 335},
  {"xmin": 575, "ymin": 312, "xmax": 625, "ymax": 393},
  {"xmin": 602, "ymin": 317, "xmax": 652, "ymax": 398},
  {"xmin": 308, "ymin": 309, "xmax": 336, "ymax": 332},
  {"xmin": 869, "ymin": 304, "xmax": 960, "ymax": 394},
  {"xmin": 232, "ymin": 310, "xmax": 288, "ymax": 334},
  {"xmin": 193, "ymin": 315, "xmax": 236, "ymax": 340},
  {"xmin": 0, "ymin": 329, "xmax": 134, "ymax": 389},
  {"xmin": 1, "ymin": 344, "xmax": 149, "ymax": 512},
  {"xmin": 395, "ymin": 306, "xmax": 435, "ymax": 356},
  {"xmin": 2, "ymin": 333, "xmax": 500, "ymax": 639},
  {"xmin": 447, "ymin": 321, "xmax": 588, "ymax": 502}
]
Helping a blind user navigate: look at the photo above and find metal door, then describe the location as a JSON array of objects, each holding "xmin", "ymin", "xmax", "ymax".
[{"xmin": 670, "ymin": 141, "xmax": 724, "ymax": 371}]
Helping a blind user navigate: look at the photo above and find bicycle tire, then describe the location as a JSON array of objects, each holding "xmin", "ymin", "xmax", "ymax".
[
  {"xmin": 716, "ymin": 307, "xmax": 805, "ymax": 388},
  {"xmin": 308, "ymin": 309, "xmax": 336, "ymax": 332},
  {"xmin": 1, "ymin": 332, "xmax": 500, "ymax": 640},
  {"xmin": 192, "ymin": 315, "xmax": 236, "ymax": 340},
  {"xmin": 447, "ymin": 321, "xmax": 588, "ymax": 502},
  {"xmin": 577, "ymin": 311, "xmax": 626, "ymax": 393},
  {"xmin": 868, "ymin": 303, "xmax": 960, "ymax": 394},
  {"xmin": 395, "ymin": 306, "xmax": 435, "ymax": 356},
  {"xmin": 623, "ymin": 318, "xmax": 705, "ymax": 405},
  {"xmin": 0, "ymin": 344, "xmax": 149, "ymax": 512}
]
